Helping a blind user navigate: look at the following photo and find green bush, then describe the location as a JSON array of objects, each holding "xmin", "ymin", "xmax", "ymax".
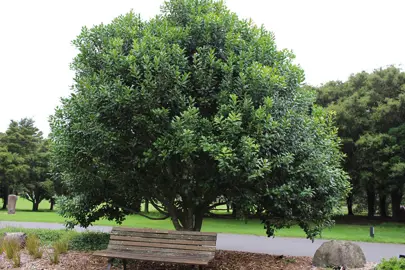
[
  {"xmin": 68, "ymin": 232, "xmax": 109, "ymax": 251},
  {"xmin": 376, "ymin": 257, "xmax": 405, "ymax": 269}
]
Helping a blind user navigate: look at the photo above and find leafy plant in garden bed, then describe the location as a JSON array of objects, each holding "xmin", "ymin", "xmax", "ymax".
[
  {"xmin": 68, "ymin": 232, "xmax": 110, "ymax": 251},
  {"xmin": 375, "ymin": 257, "xmax": 405, "ymax": 270}
]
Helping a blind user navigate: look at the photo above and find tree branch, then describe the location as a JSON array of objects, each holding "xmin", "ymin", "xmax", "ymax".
[
  {"xmin": 111, "ymin": 203, "xmax": 170, "ymax": 220},
  {"xmin": 149, "ymin": 198, "xmax": 169, "ymax": 215},
  {"xmin": 205, "ymin": 212, "xmax": 234, "ymax": 219},
  {"xmin": 208, "ymin": 202, "xmax": 227, "ymax": 210},
  {"xmin": 24, "ymin": 193, "xmax": 34, "ymax": 203}
]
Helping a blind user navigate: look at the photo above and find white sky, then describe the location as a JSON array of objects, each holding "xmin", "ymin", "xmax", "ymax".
[{"xmin": 1, "ymin": 0, "xmax": 404, "ymax": 135}]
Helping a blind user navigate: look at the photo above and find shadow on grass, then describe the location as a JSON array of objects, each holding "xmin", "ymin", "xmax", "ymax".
[{"xmin": 334, "ymin": 214, "xmax": 405, "ymax": 226}]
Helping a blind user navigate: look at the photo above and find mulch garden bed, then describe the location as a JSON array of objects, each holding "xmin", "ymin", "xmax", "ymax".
[{"xmin": 0, "ymin": 250, "xmax": 377, "ymax": 269}]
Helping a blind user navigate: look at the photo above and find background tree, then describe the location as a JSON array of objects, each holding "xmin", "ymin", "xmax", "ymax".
[
  {"xmin": 0, "ymin": 124, "xmax": 30, "ymax": 209},
  {"xmin": 0, "ymin": 118, "xmax": 50, "ymax": 211},
  {"xmin": 315, "ymin": 66, "xmax": 405, "ymax": 219},
  {"xmin": 22, "ymin": 138, "xmax": 53, "ymax": 211},
  {"xmin": 51, "ymin": 0, "xmax": 349, "ymax": 238}
]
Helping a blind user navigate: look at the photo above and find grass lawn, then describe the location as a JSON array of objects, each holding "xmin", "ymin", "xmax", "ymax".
[{"xmin": 1, "ymin": 198, "xmax": 405, "ymax": 244}]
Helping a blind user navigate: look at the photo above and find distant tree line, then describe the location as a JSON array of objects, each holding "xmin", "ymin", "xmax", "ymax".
[
  {"xmin": 314, "ymin": 66, "xmax": 405, "ymax": 220},
  {"xmin": 0, "ymin": 118, "xmax": 59, "ymax": 211}
]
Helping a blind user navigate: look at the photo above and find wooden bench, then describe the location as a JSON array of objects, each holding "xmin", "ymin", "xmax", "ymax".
[{"xmin": 93, "ymin": 227, "xmax": 217, "ymax": 269}]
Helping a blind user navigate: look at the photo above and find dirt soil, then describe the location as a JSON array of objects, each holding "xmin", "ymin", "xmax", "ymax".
[{"xmin": 0, "ymin": 250, "xmax": 377, "ymax": 270}]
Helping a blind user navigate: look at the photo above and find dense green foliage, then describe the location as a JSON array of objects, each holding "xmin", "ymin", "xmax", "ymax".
[
  {"xmin": 315, "ymin": 66, "xmax": 405, "ymax": 219},
  {"xmin": 50, "ymin": 0, "xmax": 348, "ymax": 238},
  {"xmin": 376, "ymin": 257, "xmax": 405, "ymax": 270},
  {"xmin": 68, "ymin": 232, "xmax": 110, "ymax": 251},
  {"xmin": 0, "ymin": 119, "xmax": 53, "ymax": 211}
]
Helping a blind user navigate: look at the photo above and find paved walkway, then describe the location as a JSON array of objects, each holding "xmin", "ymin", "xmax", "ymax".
[{"xmin": 1, "ymin": 221, "xmax": 404, "ymax": 262}]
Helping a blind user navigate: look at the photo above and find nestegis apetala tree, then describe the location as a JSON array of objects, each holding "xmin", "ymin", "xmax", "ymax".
[{"xmin": 50, "ymin": 0, "xmax": 349, "ymax": 240}]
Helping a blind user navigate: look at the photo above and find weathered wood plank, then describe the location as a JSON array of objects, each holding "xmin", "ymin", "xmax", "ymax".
[
  {"xmin": 93, "ymin": 250, "xmax": 212, "ymax": 265},
  {"xmin": 110, "ymin": 230, "xmax": 216, "ymax": 241},
  {"xmin": 108, "ymin": 240, "xmax": 215, "ymax": 251},
  {"xmin": 110, "ymin": 235, "xmax": 216, "ymax": 246},
  {"xmin": 107, "ymin": 244, "xmax": 215, "ymax": 257},
  {"xmin": 112, "ymin": 227, "xmax": 216, "ymax": 236}
]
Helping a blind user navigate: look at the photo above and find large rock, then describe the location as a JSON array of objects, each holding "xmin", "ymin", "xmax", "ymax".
[
  {"xmin": 7, "ymin": 194, "xmax": 17, "ymax": 214},
  {"xmin": 3, "ymin": 232, "xmax": 27, "ymax": 248},
  {"xmin": 312, "ymin": 240, "xmax": 366, "ymax": 268}
]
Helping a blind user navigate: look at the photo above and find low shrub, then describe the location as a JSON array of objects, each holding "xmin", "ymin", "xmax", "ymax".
[
  {"xmin": 68, "ymin": 231, "xmax": 109, "ymax": 251},
  {"xmin": 53, "ymin": 239, "xmax": 69, "ymax": 254},
  {"xmin": 376, "ymin": 257, "xmax": 405, "ymax": 270},
  {"xmin": 1, "ymin": 238, "xmax": 20, "ymax": 260},
  {"xmin": 26, "ymin": 234, "xmax": 43, "ymax": 259},
  {"xmin": 12, "ymin": 250, "xmax": 21, "ymax": 268},
  {"xmin": 50, "ymin": 250, "xmax": 60, "ymax": 265}
]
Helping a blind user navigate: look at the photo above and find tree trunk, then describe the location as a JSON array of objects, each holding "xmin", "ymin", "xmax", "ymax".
[
  {"xmin": 32, "ymin": 201, "xmax": 39, "ymax": 211},
  {"xmin": 346, "ymin": 194, "xmax": 354, "ymax": 215},
  {"xmin": 2, "ymin": 184, "xmax": 9, "ymax": 210},
  {"xmin": 231, "ymin": 203, "xmax": 239, "ymax": 218},
  {"xmin": 177, "ymin": 211, "xmax": 204, "ymax": 231},
  {"xmin": 379, "ymin": 193, "xmax": 388, "ymax": 218},
  {"xmin": 194, "ymin": 213, "xmax": 203, "ymax": 231},
  {"xmin": 367, "ymin": 190, "xmax": 376, "ymax": 218},
  {"xmin": 2, "ymin": 197, "xmax": 7, "ymax": 210},
  {"xmin": 2, "ymin": 194, "xmax": 8, "ymax": 210},
  {"xmin": 226, "ymin": 203, "xmax": 230, "ymax": 213},
  {"xmin": 144, "ymin": 199, "xmax": 149, "ymax": 213},
  {"xmin": 168, "ymin": 202, "xmax": 205, "ymax": 232},
  {"xmin": 50, "ymin": 198, "xmax": 55, "ymax": 211},
  {"xmin": 391, "ymin": 191, "xmax": 403, "ymax": 221}
]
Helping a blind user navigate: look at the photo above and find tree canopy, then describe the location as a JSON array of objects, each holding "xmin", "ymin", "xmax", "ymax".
[
  {"xmin": 51, "ymin": 0, "xmax": 349, "ymax": 239},
  {"xmin": 0, "ymin": 119, "xmax": 53, "ymax": 211},
  {"xmin": 315, "ymin": 66, "xmax": 405, "ymax": 219}
]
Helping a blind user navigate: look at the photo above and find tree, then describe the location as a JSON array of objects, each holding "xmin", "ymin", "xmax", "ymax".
[
  {"xmin": 315, "ymin": 66, "xmax": 405, "ymax": 219},
  {"xmin": 1, "ymin": 119, "xmax": 50, "ymax": 211},
  {"xmin": 0, "ymin": 126, "xmax": 30, "ymax": 209},
  {"xmin": 22, "ymin": 139, "xmax": 53, "ymax": 211},
  {"xmin": 51, "ymin": 0, "xmax": 349, "ymax": 239}
]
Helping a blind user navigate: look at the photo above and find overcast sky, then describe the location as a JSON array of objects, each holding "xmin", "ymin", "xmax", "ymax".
[{"xmin": 1, "ymin": 0, "xmax": 404, "ymax": 135}]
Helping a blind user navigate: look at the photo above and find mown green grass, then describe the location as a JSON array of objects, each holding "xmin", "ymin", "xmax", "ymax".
[{"xmin": 1, "ymin": 198, "xmax": 405, "ymax": 244}]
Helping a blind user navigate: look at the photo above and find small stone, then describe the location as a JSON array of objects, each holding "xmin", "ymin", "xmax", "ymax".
[
  {"xmin": 312, "ymin": 240, "xmax": 366, "ymax": 268},
  {"xmin": 3, "ymin": 232, "xmax": 27, "ymax": 248}
]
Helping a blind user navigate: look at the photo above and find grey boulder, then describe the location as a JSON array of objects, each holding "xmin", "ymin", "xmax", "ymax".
[
  {"xmin": 312, "ymin": 240, "xmax": 366, "ymax": 268},
  {"xmin": 3, "ymin": 232, "xmax": 27, "ymax": 248}
]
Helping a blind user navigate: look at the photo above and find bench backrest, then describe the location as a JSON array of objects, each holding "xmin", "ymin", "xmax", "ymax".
[{"xmin": 108, "ymin": 227, "xmax": 217, "ymax": 262}]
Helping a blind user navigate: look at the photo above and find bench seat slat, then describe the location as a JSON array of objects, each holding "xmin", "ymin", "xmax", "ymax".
[
  {"xmin": 112, "ymin": 227, "xmax": 216, "ymax": 236},
  {"xmin": 110, "ymin": 235, "xmax": 216, "ymax": 246},
  {"xmin": 108, "ymin": 240, "xmax": 215, "ymax": 251},
  {"xmin": 93, "ymin": 250, "xmax": 212, "ymax": 265},
  {"xmin": 107, "ymin": 244, "xmax": 215, "ymax": 257},
  {"xmin": 111, "ymin": 231, "xmax": 216, "ymax": 241}
]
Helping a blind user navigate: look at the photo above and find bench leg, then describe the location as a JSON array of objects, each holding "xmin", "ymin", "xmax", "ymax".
[
  {"xmin": 106, "ymin": 258, "xmax": 114, "ymax": 270},
  {"xmin": 123, "ymin": 259, "xmax": 127, "ymax": 270}
]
